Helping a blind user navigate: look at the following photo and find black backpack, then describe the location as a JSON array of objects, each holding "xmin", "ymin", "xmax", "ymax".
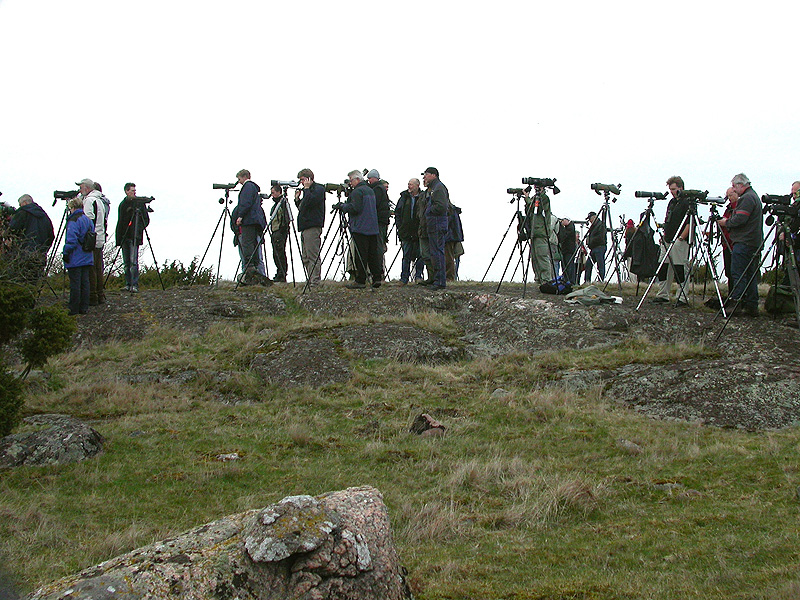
[
  {"xmin": 81, "ymin": 230, "xmax": 97, "ymax": 252},
  {"xmin": 540, "ymin": 276, "xmax": 574, "ymax": 295},
  {"xmin": 625, "ymin": 220, "xmax": 659, "ymax": 279}
]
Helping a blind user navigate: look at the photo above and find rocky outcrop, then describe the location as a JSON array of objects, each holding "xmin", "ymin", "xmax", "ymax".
[
  {"xmin": 28, "ymin": 486, "xmax": 410, "ymax": 600},
  {"xmin": 0, "ymin": 414, "xmax": 104, "ymax": 469}
]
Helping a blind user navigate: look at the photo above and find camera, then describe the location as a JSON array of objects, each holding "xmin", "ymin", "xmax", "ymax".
[
  {"xmin": 591, "ymin": 183, "xmax": 621, "ymax": 196},
  {"xmin": 762, "ymin": 194, "xmax": 792, "ymax": 206},
  {"xmin": 697, "ymin": 196, "xmax": 725, "ymax": 205},
  {"xmin": 131, "ymin": 196, "xmax": 155, "ymax": 213},
  {"xmin": 678, "ymin": 189, "xmax": 709, "ymax": 200},
  {"xmin": 271, "ymin": 179, "xmax": 300, "ymax": 188},
  {"xmin": 325, "ymin": 182, "xmax": 348, "ymax": 194},
  {"xmin": 53, "ymin": 190, "xmax": 80, "ymax": 200},
  {"xmin": 212, "ymin": 183, "xmax": 236, "ymax": 190},
  {"xmin": 635, "ymin": 191, "xmax": 667, "ymax": 200},
  {"xmin": 522, "ymin": 177, "xmax": 560, "ymax": 194}
]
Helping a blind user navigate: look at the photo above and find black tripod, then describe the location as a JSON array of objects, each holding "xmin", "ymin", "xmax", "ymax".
[
  {"xmin": 41, "ymin": 198, "xmax": 72, "ymax": 298},
  {"xmin": 266, "ymin": 190, "xmax": 301, "ymax": 286},
  {"xmin": 482, "ymin": 190, "xmax": 537, "ymax": 296},
  {"xmin": 106, "ymin": 199, "xmax": 164, "ymax": 291},
  {"xmin": 592, "ymin": 185, "xmax": 624, "ymax": 291},
  {"xmin": 714, "ymin": 208, "xmax": 800, "ymax": 336},
  {"xmin": 636, "ymin": 193, "xmax": 726, "ymax": 312},
  {"xmin": 191, "ymin": 185, "xmax": 236, "ymax": 286}
]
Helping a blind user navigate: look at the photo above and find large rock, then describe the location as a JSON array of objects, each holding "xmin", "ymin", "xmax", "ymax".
[
  {"xmin": 28, "ymin": 486, "xmax": 411, "ymax": 600},
  {"xmin": 0, "ymin": 414, "xmax": 104, "ymax": 469}
]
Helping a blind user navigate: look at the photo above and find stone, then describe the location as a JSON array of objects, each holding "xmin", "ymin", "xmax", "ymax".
[
  {"xmin": 409, "ymin": 413, "xmax": 445, "ymax": 435},
  {"xmin": 0, "ymin": 415, "xmax": 104, "ymax": 469},
  {"xmin": 28, "ymin": 486, "xmax": 410, "ymax": 600}
]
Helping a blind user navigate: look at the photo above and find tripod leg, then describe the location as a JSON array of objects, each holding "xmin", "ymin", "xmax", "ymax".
[
  {"xmin": 142, "ymin": 228, "xmax": 166, "ymax": 291},
  {"xmin": 190, "ymin": 208, "xmax": 228, "ymax": 286}
]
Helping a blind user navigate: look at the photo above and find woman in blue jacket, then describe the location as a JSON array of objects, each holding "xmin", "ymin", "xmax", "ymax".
[{"xmin": 63, "ymin": 197, "xmax": 95, "ymax": 315}]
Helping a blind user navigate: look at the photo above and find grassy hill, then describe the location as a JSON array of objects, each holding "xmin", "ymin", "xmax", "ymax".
[{"xmin": 2, "ymin": 281, "xmax": 799, "ymax": 599}]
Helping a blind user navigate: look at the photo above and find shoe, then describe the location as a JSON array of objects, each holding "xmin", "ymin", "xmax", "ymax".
[
  {"xmin": 418, "ymin": 279, "xmax": 433, "ymax": 286},
  {"xmin": 130, "ymin": 286, "xmax": 139, "ymax": 293},
  {"xmin": 429, "ymin": 284, "xmax": 446, "ymax": 291},
  {"xmin": 346, "ymin": 282, "xmax": 366, "ymax": 289},
  {"xmin": 273, "ymin": 277, "xmax": 286, "ymax": 283},
  {"xmin": 743, "ymin": 304, "xmax": 759, "ymax": 317},
  {"xmin": 650, "ymin": 297, "xmax": 669, "ymax": 304},
  {"xmin": 372, "ymin": 281, "xmax": 382, "ymax": 289},
  {"xmin": 89, "ymin": 299, "xmax": 99, "ymax": 307}
]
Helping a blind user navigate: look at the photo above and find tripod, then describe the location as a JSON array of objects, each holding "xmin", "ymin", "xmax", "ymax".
[
  {"xmin": 191, "ymin": 187, "xmax": 235, "ymax": 286},
  {"xmin": 40, "ymin": 200, "xmax": 72, "ymax": 299},
  {"xmin": 635, "ymin": 196, "xmax": 726, "ymax": 312},
  {"xmin": 482, "ymin": 191, "xmax": 537, "ymax": 296},
  {"xmin": 106, "ymin": 200, "xmax": 164, "ymax": 291},
  {"xmin": 594, "ymin": 189, "xmax": 624, "ymax": 291},
  {"xmin": 714, "ymin": 211, "xmax": 800, "ymax": 336}
]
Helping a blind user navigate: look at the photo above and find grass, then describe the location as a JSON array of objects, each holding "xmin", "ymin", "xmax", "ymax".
[{"xmin": 1, "ymin": 293, "xmax": 799, "ymax": 600}]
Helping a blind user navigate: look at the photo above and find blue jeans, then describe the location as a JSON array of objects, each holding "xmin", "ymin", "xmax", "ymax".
[
  {"xmin": 400, "ymin": 239, "xmax": 424, "ymax": 283},
  {"xmin": 122, "ymin": 240, "xmax": 140, "ymax": 288},
  {"xmin": 427, "ymin": 215, "xmax": 448, "ymax": 287},
  {"xmin": 730, "ymin": 242, "xmax": 760, "ymax": 307},
  {"xmin": 584, "ymin": 246, "xmax": 606, "ymax": 283}
]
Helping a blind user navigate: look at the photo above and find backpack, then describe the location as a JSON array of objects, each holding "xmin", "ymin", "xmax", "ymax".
[
  {"xmin": 81, "ymin": 230, "xmax": 97, "ymax": 252},
  {"xmin": 539, "ymin": 276, "xmax": 573, "ymax": 295},
  {"xmin": 764, "ymin": 284, "xmax": 797, "ymax": 315},
  {"xmin": 625, "ymin": 220, "xmax": 659, "ymax": 279}
]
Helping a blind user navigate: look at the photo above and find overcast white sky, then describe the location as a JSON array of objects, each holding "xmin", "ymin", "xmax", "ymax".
[{"xmin": 1, "ymin": 0, "xmax": 797, "ymax": 282}]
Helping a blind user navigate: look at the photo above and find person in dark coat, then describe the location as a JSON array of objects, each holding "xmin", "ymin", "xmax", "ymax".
[
  {"xmin": 422, "ymin": 167, "xmax": 450, "ymax": 290},
  {"xmin": 8, "ymin": 194, "xmax": 54, "ymax": 282},
  {"xmin": 333, "ymin": 170, "xmax": 383, "ymax": 289},
  {"xmin": 267, "ymin": 184, "xmax": 290, "ymax": 282},
  {"xmin": 295, "ymin": 168, "xmax": 326, "ymax": 286},
  {"xmin": 234, "ymin": 169, "xmax": 268, "ymax": 285},
  {"xmin": 584, "ymin": 211, "xmax": 607, "ymax": 283},
  {"xmin": 115, "ymin": 183, "xmax": 150, "ymax": 292},
  {"xmin": 367, "ymin": 169, "xmax": 391, "ymax": 263},
  {"xmin": 395, "ymin": 178, "xmax": 424, "ymax": 284},
  {"xmin": 557, "ymin": 217, "xmax": 577, "ymax": 284},
  {"xmin": 63, "ymin": 197, "xmax": 94, "ymax": 315}
]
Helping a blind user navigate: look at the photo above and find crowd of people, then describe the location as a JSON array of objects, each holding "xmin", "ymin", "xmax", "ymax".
[
  {"xmin": 2, "ymin": 169, "xmax": 798, "ymax": 319},
  {"xmin": 231, "ymin": 167, "xmax": 465, "ymax": 292}
]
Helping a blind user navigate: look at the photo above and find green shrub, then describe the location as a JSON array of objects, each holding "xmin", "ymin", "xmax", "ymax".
[
  {"xmin": 0, "ymin": 283, "xmax": 34, "ymax": 345},
  {"xmin": 17, "ymin": 305, "xmax": 76, "ymax": 376},
  {"xmin": 0, "ymin": 363, "xmax": 24, "ymax": 436},
  {"xmin": 106, "ymin": 257, "xmax": 215, "ymax": 289}
]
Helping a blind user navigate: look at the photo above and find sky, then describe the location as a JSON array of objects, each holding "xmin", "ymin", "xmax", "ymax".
[{"xmin": 1, "ymin": 0, "xmax": 797, "ymax": 283}]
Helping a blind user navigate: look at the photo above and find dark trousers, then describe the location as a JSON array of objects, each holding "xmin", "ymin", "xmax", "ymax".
[
  {"xmin": 239, "ymin": 225, "xmax": 260, "ymax": 275},
  {"xmin": 730, "ymin": 242, "xmax": 760, "ymax": 308},
  {"xmin": 351, "ymin": 232, "xmax": 383, "ymax": 285},
  {"xmin": 271, "ymin": 229, "xmax": 288, "ymax": 281},
  {"xmin": 89, "ymin": 248, "xmax": 105, "ymax": 302},
  {"xmin": 427, "ymin": 215, "xmax": 448, "ymax": 287},
  {"xmin": 68, "ymin": 265, "xmax": 90, "ymax": 315},
  {"xmin": 585, "ymin": 245, "xmax": 606, "ymax": 283},
  {"xmin": 562, "ymin": 252, "xmax": 577, "ymax": 285},
  {"xmin": 400, "ymin": 238, "xmax": 423, "ymax": 283}
]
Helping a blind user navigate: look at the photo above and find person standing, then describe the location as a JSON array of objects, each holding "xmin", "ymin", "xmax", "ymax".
[
  {"xmin": 367, "ymin": 169, "xmax": 391, "ymax": 269},
  {"xmin": 395, "ymin": 178, "xmax": 424, "ymax": 284},
  {"xmin": 333, "ymin": 171, "xmax": 383, "ymax": 289},
  {"xmin": 717, "ymin": 173, "xmax": 763, "ymax": 316},
  {"xmin": 268, "ymin": 184, "xmax": 290, "ymax": 283},
  {"xmin": 652, "ymin": 176, "xmax": 690, "ymax": 305},
  {"xmin": 233, "ymin": 169, "xmax": 267, "ymax": 285},
  {"xmin": 8, "ymin": 194, "xmax": 54, "ymax": 282},
  {"xmin": 422, "ymin": 167, "xmax": 449, "ymax": 290},
  {"xmin": 558, "ymin": 217, "xmax": 577, "ymax": 284},
  {"xmin": 524, "ymin": 185, "xmax": 553, "ymax": 283},
  {"xmin": 77, "ymin": 178, "xmax": 106, "ymax": 305},
  {"xmin": 63, "ymin": 197, "xmax": 94, "ymax": 315},
  {"xmin": 295, "ymin": 168, "xmax": 325, "ymax": 286},
  {"xmin": 584, "ymin": 211, "xmax": 607, "ymax": 283},
  {"xmin": 115, "ymin": 183, "xmax": 150, "ymax": 293}
]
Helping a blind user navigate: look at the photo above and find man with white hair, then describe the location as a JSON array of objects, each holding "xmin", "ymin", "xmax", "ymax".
[
  {"xmin": 77, "ymin": 178, "xmax": 107, "ymax": 304},
  {"xmin": 716, "ymin": 173, "xmax": 763, "ymax": 316},
  {"xmin": 8, "ymin": 193, "xmax": 54, "ymax": 281}
]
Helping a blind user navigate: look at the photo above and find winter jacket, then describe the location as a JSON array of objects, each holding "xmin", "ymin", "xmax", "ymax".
[
  {"xmin": 661, "ymin": 196, "xmax": 689, "ymax": 243},
  {"xmin": 8, "ymin": 202, "xmax": 54, "ymax": 252},
  {"xmin": 526, "ymin": 191, "xmax": 551, "ymax": 239},
  {"xmin": 446, "ymin": 205, "xmax": 464, "ymax": 243},
  {"xmin": 370, "ymin": 181, "xmax": 391, "ymax": 227},
  {"xmin": 395, "ymin": 190, "xmax": 421, "ymax": 241},
  {"xmin": 426, "ymin": 179, "xmax": 450, "ymax": 217},
  {"xmin": 558, "ymin": 220, "xmax": 576, "ymax": 259},
  {"xmin": 236, "ymin": 180, "xmax": 267, "ymax": 230},
  {"xmin": 587, "ymin": 218, "xmax": 607, "ymax": 250},
  {"xmin": 296, "ymin": 182, "xmax": 326, "ymax": 231},
  {"xmin": 340, "ymin": 181, "xmax": 379, "ymax": 236},
  {"xmin": 83, "ymin": 190, "xmax": 107, "ymax": 248},
  {"xmin": 116, "ymin": 197, "xmax": 150, "ymax": 246},
  {"xmin": 63, "ymin": 209, "xmax": 94, "ymax": 269},
  {"xmin": 727, "ymin": 186, "xmax": 763, "ymax": 248}
]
